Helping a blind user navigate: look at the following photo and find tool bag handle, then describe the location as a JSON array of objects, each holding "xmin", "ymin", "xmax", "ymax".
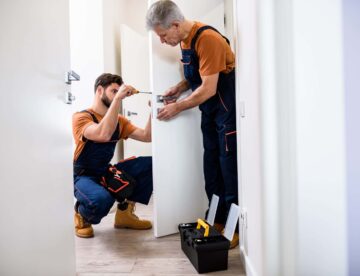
[{"xmin": 196, "ymin": 219, "xmax": 210, "ymax": 237}]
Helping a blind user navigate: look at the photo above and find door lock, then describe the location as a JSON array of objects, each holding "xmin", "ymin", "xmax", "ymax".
[
  {"xmin": 127, "ymin": 111, "xmax": 138, "ymax": 116},
  {"xmin": 65, "ymin": 91, "xmax": 75, "ymax": 104}
]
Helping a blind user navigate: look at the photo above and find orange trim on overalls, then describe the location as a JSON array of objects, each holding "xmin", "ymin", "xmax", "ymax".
[
  {"xmin": 119, "ymin": 156, "xmax": 137, "ymax": 163},
  {"xmin": 100, "ymin": 176, "xmax": 106, "ymax": 187},
  {"xmin": 218, "ymin": 92, "xmax": 229, "ymax": 112},
  {"xmin": 108, "ymin": 181, "xmax": 129, "ymax": 193}
]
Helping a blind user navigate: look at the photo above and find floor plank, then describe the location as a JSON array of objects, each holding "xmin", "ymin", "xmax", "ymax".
[{"xmin": 75, "ymin": 197, "xmax": 246, "ymax": 275}]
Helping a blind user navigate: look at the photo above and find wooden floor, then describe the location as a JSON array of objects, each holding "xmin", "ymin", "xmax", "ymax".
[{"xmin": 75, "ymin": 197, "xmax": 246, "ymax": 276}]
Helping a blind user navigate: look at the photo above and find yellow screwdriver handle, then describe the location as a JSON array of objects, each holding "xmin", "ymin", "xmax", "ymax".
[{"xmin": 196, "ymin": 218, "xmax": 210, "ymax": 237}]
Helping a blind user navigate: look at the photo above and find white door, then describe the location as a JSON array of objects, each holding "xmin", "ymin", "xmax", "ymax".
[
  {"xmin": 120, "ymin": 24, "xmax": 152, "ymax": 158},
  {"xmin": 149, "ymin": 0, "xmax": 225, "ymax": 237},
  {"xmin": 0, "ymin": 1, "xmax": 75, "ymax": 275}
]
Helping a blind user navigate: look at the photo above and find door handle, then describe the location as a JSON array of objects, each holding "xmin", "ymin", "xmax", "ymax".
[
  {"xmin": 127, "ymin": 111, "xmax": 138, "ymax": 117},
  {"xmin": 65, "ymin": 70, "xmax": 80, "ymax": 84}
]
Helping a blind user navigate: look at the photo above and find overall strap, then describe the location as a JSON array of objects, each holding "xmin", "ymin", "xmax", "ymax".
[
  {"xmin": 80, "ymin": 109, "xmax": 120, "ymax": 141},
  {"xmin": 81, "ymin": 110, "xmax": 98, "ymax": 123},
  {"xmin": 190, "ymin": 25, "xmax": 230, "ymax": 50}
]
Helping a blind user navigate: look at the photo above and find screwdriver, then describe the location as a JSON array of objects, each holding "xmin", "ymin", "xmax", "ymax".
[
  {"xmin": 132, "ymin": 90, "xmax": 152, "ymax": 95},
  {"xmin": 132, "ymin": 89, "xmax": 178, "ymax": 102}
]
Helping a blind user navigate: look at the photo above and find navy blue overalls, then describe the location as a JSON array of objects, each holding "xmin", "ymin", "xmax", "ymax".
[
  {"xmin": 181, "ymin": 26, "xmax": 238, "ymax": 224},
  {"xmin": 73, "ymin": 110, "xmax": 153, "ymax": 224}
]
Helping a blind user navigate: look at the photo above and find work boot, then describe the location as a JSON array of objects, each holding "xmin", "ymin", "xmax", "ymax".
[
  {"xmin": 219, "ymin": 227, "xmax": 239, "ymax": 249},
  {"xmin": 229, "ymin": 232, "xmax": 239, "ymax": 249},
  {"xmin": 214, "ymin": 223, "xmax": 225, "ymax": 233},
  {"xmin": 114, "ymin": 201, "xmax": 152, "ymax": 230},
  {"xmin": 74, "ymin": 211, "xmax": 94, "ymax": 238}
]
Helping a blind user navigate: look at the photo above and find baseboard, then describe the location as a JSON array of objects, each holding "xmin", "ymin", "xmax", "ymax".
[{"xmin": 240, "ymin": 245, "xmax": 258, "ymax": 276}]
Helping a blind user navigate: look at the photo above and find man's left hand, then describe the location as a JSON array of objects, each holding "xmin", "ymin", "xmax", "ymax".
[{"xmin": 157, "ymin": 102, "xmax": 180, "ymax": 121}]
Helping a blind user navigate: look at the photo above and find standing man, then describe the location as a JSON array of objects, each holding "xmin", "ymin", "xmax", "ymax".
[
  {"xmin": 146, "ymin": 0, "xmax": 238, "ymax": 248},
  {"xmin": 72, "ymin": 73, "xmax": 153, "ymax": 238}
]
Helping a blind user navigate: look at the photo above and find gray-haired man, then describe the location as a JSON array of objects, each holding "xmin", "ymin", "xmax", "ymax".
[{"xmin": 146, "ymin": 0, "xmax": 239, "ymax": 248}]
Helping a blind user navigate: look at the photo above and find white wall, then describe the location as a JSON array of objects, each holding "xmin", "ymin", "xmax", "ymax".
[
  {"xmin": 257, "ymin": 0, "xmax": 348, "ymax": 275},
  {"xmin": 292, "ymin": 1, "xmax": 347, "ymax": 275},
  {"xmin": 103, "ymin": 0, "xmax": 122, "ymax": 75},
  {"xmin": 234, "ymin": 1, "xmax": 264, "ymax": 275},
  {"xmin": 103, "ymin": 0, "xmax": 148, "ymax": 75},
  {"xmin": 237, "ymin": 0, "xmax": 349, "ymax": 275},
  {"xmin": 70, "ymin": 0, "xmax": 104, "ymax": 112},
  {"xmin": 224, "ymin": 0, "xmax": 234, "ymax": 49}
]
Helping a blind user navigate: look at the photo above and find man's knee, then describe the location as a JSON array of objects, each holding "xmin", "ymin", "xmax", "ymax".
[
  {"xmin": 93, "ymin": 191, "xmax": 114, "ymax": 213},
  {"xmin": 138, "ymin": 156, "xmax": 152, "ymax": 171},
  {"xmin": 78, "ymin": 191, "xmax": 114, "ymax": 224}
]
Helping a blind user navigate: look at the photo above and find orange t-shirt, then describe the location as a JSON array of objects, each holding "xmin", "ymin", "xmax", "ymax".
[
  {"xmin": 181, "ymin": 22, "xmax": 235, "ymax": 76},
  {"xmin": 72, "ymin": 109, "xmax": 136, "ymax": 161}
]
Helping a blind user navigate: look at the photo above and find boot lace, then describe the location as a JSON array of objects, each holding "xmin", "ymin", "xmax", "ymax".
[
  {"xmin": 79, "ymin": 214, "xmax": 90, "ymax": 228},
  {"xmin": 130, "ymin": 204, "xmax": 139, "ymax": 219}
]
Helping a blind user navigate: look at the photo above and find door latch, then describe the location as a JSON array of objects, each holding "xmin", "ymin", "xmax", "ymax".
[{"xmin": 127, "ymin": 111, "xmax": 138, "ymax": 117}]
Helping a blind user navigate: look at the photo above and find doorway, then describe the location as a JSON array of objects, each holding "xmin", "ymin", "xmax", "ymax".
[{"xmin": 70, "ymin": 0, "xmax": 242, "ymax": 274}]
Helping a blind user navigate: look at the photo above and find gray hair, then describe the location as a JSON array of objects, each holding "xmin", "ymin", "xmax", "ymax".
[{"xmin": 146, "ymin": 0, "xmax": 184, "ymax": 30}]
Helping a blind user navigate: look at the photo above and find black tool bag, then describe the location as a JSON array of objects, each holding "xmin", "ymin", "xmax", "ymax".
[
  {"xmin": 178, "ymin": 220, "xmax": 230, "ymax": 274},
  {"xmin": 100, "ymin": 165, "xmax": 136, "ymax": 202}
]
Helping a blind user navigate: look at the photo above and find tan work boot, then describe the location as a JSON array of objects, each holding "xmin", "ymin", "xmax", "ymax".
[
  {"xmin": 219, "ymin": 227, "xmax": 239, "ymax": 249},
  {"xmin": 229, "ymin": 232, "xmax": 239, "ymax": 249},
  {"xmin": 214, "ymin": 223, "xmax": 225, "ymax": 233},
  {"xmin": 114, "ymin": 201, "xmax": 152, "ymax": 230},
  {"xmin": 74, "ymin": 212, "xmax": 94, "ymax": 238}
]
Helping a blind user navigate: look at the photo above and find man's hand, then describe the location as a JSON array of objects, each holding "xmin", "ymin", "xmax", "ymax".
[
  {"xmin": 116, "ymin": 84, "xmax": 135, "ymax": 100},
  {"xmin": 157, "ymin": 102, "xmax": 180, "ymax": 121},
  {"xmin": 163, "ymin": 86, "xmax": 182, "ymax": 104}
]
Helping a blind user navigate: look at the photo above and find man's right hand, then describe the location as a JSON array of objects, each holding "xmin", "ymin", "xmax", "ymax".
[
  {"xmin": 116, "ymin": 84, "xmax": 135, "ymax": 100},
  {"xmin": 163, "ymin": 85, "xmax": 181, "ymax": 105}
]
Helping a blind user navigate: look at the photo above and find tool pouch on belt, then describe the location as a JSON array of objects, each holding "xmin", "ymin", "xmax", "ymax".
[{"xmin": 100, "ymin": 165, "xmax": 136, "ymax": 202}]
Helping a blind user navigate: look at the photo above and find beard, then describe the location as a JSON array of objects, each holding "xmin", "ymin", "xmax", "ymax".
[{"xmin": 101, "ymin": 93, "xmax": 112, "ymax": 108}]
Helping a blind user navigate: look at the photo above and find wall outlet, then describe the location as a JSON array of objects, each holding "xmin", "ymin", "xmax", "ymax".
[
  {"xmin": 240, "ymin": 208, "xmax": 248, "ymax": 255},
  {"xmin": 240, "ymin": 208, "xmax": 248, "ymax": 229}
]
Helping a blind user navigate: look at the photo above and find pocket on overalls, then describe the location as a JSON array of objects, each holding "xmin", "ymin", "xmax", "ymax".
[
  {"xmin": 217, "ymin": 73, "xmax": 236, "ymax": 112},
  {"xmin": 181, "ymin": 55, "xmax": 196, "ymax": 81},
  {"xmin": 224, "ymin": 125, "xmax": 237, "ymax": 153},
  {"xmin": 180, "ymin": 55, "xmax": 191, "ymax": 65}
]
